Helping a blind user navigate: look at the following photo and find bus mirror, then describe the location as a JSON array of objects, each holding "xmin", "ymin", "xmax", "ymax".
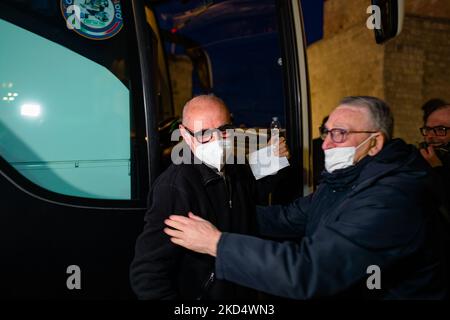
[{"xmin": 369, "ymin": 0, "xmax": 404, "ymax": 44}]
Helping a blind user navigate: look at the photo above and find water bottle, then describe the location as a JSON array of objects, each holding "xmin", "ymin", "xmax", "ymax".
[
  {"xmin": 270, "ymin": 116, "xmax": 282, "ymax": 140},
  {"xmin": 270, "ymin": 116, "xmax": 281, "ymax": 130},
  {"xmin": 268, "ymin": 117, "xmax": 282, "ymax": 205}
]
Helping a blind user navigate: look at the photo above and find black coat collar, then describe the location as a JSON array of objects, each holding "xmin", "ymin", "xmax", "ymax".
[{"xmin": 193, "ymin": 161, "xmax": 223, "ymax": 185}]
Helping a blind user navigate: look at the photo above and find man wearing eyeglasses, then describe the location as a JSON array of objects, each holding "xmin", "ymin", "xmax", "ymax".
[
  {"xmin": 419, "ymin": 101, "xmax": 450, "ymax": 215},
  {"xmin": 419, "ymin": 101, "xmax": 450, "ymax": 297},
  {"xmin": 164, "ymin": 96, "xmax": 447, "ymax": 299},
  {"xmin": 130, "ymin": 94, "xmax": 289, "ymax": 300},
  {"xmin": 419, "ymin": 101, "xmax": 450, "ymax": 169}
]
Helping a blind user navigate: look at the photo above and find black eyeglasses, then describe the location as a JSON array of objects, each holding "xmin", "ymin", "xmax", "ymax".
[
  {"xmin": 420, "ymin": 126, "xmax": 450, "ymax": 137},
  {"xmin": 182, "ymin": 123, "xmax": 235, "ymax": 143},
  {"xmin": 320, "ymin": 127, "xmax": 377, "ymax": 143}
]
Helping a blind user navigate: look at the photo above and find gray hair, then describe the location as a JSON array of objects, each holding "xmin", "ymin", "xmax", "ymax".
[{"xmin": 339, "ymin": 96, "xmax": 394, "ymax": 140}]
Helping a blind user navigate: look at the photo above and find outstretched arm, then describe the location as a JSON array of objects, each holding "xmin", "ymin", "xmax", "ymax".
[
  {"xmin": 165, "ymin": 185, "xmax": 428, "ymax": 299},
  {"xmin": 256, "ymin": 193, "xmax": 313, "ymax": 238},
  {"xmin": 163, "ymin": 189, "xmax": 314, "ymax": 256}
]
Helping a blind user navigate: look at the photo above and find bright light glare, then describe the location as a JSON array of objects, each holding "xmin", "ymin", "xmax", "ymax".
[{"xmin": 21, "ymin": 104, "xmax": 41, "ymax": 117}]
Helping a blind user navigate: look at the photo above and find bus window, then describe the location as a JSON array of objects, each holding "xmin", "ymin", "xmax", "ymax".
[
  {"xmin": 0, "ymin": 0, "xmax": 144, "ymax": 200},
  {"xmin": 151, "ymin": 0, "xmax": 286, "ymax": 129}
]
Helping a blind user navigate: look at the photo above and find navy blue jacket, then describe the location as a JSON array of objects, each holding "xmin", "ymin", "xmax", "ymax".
[{"xmin": 215, "ymin": 139, "xmax": 447, "ymax": 299}]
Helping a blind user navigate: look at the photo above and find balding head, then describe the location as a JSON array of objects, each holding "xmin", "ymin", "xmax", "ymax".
[
  {"xmin": 179, "ymin": 95, "xmax": 232, "ymax": 154},
  {"xmin": 182, "ymin": 95, "xmax": 230, "ymax": 130}
]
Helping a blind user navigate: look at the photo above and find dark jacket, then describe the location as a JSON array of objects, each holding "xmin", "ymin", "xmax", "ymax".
[
  {"xmin": 130, "ymin": 155, "xmax": 274, "ymax": 300},
  {"xmin": 429, "ymin": 151, "xmax": 450, "ymax": 298},
  {"xmin": 312, "ymin": 137, "xmax": 325, "ymax": 189},
  {"xmin": 215, "ymin": 139, "xmax": 447, "ymax": 299},
  {"xmin": 430, "ymin": 151, "xmax": 450, "ymax": 219}
]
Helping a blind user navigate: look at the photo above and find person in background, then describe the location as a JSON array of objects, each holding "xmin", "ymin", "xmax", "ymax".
[{"xmin": 419, "ymin": 98, "xmax": 450, "ymax": 298}]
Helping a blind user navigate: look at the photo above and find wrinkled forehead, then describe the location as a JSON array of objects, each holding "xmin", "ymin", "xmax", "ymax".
[{"xmin": 326, "ymin": 105, "xmax": 372, "ymax": 129}]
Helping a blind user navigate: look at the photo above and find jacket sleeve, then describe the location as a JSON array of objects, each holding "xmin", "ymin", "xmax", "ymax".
[
  {"xmin": 254, "ymin": 166, "xmax": 291, "ymax": 204},
  {"xmin": 215, "ymin": 184, "xmax": 424, "ymax": 299},
  {"xmin": 129, "ymin": 181, "xmax": 193, "ymax": 300},
  {"xmin": 256, "ymin": 193, "xmax": 313, "ymax": 239}
]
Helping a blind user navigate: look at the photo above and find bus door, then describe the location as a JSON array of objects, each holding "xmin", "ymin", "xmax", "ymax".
[{"xmin": 0, "ymin": 0, "xmax": 158, "ymax": 298}]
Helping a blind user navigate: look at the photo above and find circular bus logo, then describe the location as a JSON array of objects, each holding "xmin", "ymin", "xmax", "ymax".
[{"xmin": 61, "ymin": 0, "xmax": 123, "ymax": 40}]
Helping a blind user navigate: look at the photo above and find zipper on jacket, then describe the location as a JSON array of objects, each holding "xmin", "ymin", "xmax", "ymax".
[
  {"xmin": 196, "ymin": 272, "xmax": 215, "ymax": 300},
  {"xmin": 221, "ymin": 173, "xmax": 233, "ymax": 208}
]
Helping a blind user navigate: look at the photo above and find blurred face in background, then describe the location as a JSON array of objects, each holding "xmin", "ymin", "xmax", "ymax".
[{"xmin": 423, "ymin": 106, "xmax": 450, "ymax": 146}]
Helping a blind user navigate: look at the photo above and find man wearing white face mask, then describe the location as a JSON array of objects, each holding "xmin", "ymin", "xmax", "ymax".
[
  {"xmin": 130, "ymin": 95, "xmax": 289, "ymax": 300},
  {"xmin": 164, "ymin": 96, "xmax": 447, "ymax": 299}
]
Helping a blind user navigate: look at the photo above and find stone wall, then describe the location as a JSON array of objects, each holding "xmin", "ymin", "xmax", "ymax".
[
  {"xmin": 308, "ymin": 24, "xmax": 385, "ymax": 135},
  {"xmin": 307, "ymin": 0, "xmax": 450, "ymax": 143},
  {"xmin": 385, "ymin": 16, "xmax": 450, "ymax": 143}
]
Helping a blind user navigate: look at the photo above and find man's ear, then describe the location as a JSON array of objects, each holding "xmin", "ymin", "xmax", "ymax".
[{"xmin": 368, "ymin": 134, "xmax": 385, "ymax": 156}]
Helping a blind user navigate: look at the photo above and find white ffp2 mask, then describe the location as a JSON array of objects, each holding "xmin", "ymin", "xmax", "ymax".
[
  {"xmin": 194, "ymin": 139, "xmax": 233, "ymax": 171},
  {"xmin": 324, "ymin": 134, "xmax": 377, "ymax": 173}
]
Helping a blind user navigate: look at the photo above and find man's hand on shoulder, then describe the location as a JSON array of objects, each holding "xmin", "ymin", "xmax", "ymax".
[{"xmin": 164, "ymin": 212, "xmax": 221, "ymax": 257}]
